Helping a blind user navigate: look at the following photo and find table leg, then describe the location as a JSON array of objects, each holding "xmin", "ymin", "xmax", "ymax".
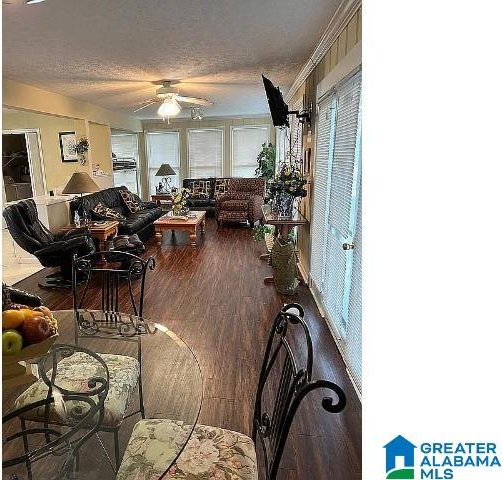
[
  {"xmin": 155, "ymin": 230, "xmax": 163, "ymax": 245},
  {"xmin": 189, "ymin": 227, "xmax": 197, "ymax": 247},
  {"xmin": 96, "ymin": 235, "xmax": 107, "ymax": 266}
]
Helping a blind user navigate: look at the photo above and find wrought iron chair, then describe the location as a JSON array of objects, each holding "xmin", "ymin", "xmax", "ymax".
[
  {"xmin": 69, "ymin": 250, "xmax": 155, "ymax": 471},
  {"xmin": 115, "ymin": 303, "xmax": 346, "ymax": 480},
  {"xmin": 6, "ymin": 344, "xmax": 109, "ymax": 480}
]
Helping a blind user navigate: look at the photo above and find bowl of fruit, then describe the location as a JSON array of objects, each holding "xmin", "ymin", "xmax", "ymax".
[{"xmin": 2, "ymin": 305, "xmax": 59, "ymax": 385}]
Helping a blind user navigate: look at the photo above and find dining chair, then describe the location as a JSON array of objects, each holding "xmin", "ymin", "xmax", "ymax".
[
  {"xmin": 71, "ymin": 250, "xmax": 156, "ymax": 470},
  {"xmin": 115, "ymin": 303, "xmax": 347, "ymax": 480},
  {"xmin": 7, "ymin": 344, "xmax": 109, "ymax": 480}
]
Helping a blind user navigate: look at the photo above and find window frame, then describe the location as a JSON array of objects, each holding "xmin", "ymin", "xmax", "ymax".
[
  {"xmin": 145, "ymin": 130, "xmax": 181, "ymax": 196},
  {"xmin": 187, "ymin": 127, "xmax": 225, "ymax": 179},
  {"xmin": 230, "ymin": 125, "xmax": 270, "ymax": 177}
]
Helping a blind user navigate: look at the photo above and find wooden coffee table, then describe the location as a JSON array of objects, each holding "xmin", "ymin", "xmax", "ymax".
[{"xmin": 154, "ymin": 211, "xmax": 206, "ymax": 247}]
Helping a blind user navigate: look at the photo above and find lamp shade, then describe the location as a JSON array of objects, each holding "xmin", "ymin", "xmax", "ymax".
[
  {"xmin": 155, "ymin": 164, "xmax": 176, "ymax": 176},
  {"xmin": 62, "ymin": 172, "xmax": 100, "ymax": 194},
  {"xmin": 157, "ymin": 98, "xmax": 181, "ymax": 119}
]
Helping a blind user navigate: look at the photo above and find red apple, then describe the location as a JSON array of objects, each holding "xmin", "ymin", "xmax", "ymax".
[{"xmin": 22, "ymin": 316, "xmax": 50, "ymax": 345}]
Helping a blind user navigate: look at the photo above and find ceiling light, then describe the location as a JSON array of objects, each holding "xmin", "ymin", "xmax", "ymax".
[
  {"xmin": 157, "ymin": 97, "xmax": 181, "ymax": 122},
  {"xmin": 26, "ymin": 0, "xmax": 46, "ymax": 4}
]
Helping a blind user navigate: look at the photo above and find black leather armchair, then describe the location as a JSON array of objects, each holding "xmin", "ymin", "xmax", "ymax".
[{"xmin": 3, "ymin": 199, "xmax": 95, "ymax": 288}]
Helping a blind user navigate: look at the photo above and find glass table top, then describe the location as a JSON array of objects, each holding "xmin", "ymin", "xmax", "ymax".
[{"xmin": 2, "ymin": 309, "xmax": 203, "ymax": 480}]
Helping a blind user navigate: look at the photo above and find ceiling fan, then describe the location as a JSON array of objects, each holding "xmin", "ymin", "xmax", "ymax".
[
  {"xmin": 3, "ymin": 1, "xmax": 47, "ymax": 4},
  {"xmin": 133, "ymin": 80, "xmax": 213, "ymax": 121}
]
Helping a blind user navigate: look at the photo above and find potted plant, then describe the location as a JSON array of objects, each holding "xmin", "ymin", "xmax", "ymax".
[
  {"xmin": 255, "ymin": 142, "xmax": 276, "ymax": 180},
  {"xmin": 75, "ymin": 136, "xmax": 89, "ymax": 165}
]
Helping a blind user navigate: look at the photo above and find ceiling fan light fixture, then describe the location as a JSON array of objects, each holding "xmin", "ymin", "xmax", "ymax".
[{"xmin": 157, "ymin": 97, "xmax": 181, "ymax": 121}]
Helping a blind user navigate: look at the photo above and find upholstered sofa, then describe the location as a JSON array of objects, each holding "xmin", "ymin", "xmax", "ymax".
[
  {"xmin": 70, "ymin": 186, "xmax": 163, "ymax": 241},
  {"xmin": 216, "ymin": 177, "xmax": 266, "ymax": 226},
  {"xmin": 182, "ymin": 177, "xmax": 232, "ymax": 217}
]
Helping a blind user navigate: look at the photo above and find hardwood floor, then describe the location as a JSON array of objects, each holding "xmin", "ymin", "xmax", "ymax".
[{"xmin": 5, "ymin": 218, "xmax": 362, "ymax": 479}]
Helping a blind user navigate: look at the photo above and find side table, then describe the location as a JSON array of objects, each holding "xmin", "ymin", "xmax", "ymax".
[
  {"xmin": 59, "ymin": 220, "xmax": 119, "ymax": 263},
  {"xmin": 261, "ymin": 205, "xmax": 308, "ymax": 285},
  {"xmin": 151, "ymin": 194, "xmax": 173, "ymax": 212}
]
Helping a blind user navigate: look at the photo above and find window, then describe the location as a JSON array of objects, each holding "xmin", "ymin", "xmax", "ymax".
[
  {"xmin": 310, "ymin": 68, "xmax": 362, "ymax": 393},
  {"xmin": 275, "ymin": 127, "xmax": 287, "ymax": 171},
  {"xmin": 111, "ymin": 133, "xmax": 140, "ymax": 194},
  {"xmin": 188, "ymin": 128, "xmax": 223, "ymax": 178},
  {"xmin": 146, "ymin": 132, "xmax": 180, "ymax": 195},
  {"xmin": 231, "ymin": 126, "xmax": 269, "ymax": 177}
]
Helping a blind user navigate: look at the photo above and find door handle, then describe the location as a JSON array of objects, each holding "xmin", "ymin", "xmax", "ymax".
[{"xmin": 342, "ymin": 242, "xmax": 355, "ymax": 251}]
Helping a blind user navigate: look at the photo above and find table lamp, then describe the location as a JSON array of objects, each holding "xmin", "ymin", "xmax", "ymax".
[
  {"xmin": 62, "ymin": 171, "xmax": 100, "ymax": 223},
  {"xmin": 155, "ymin": 163, "xmax": 176, "ymax": 193}
]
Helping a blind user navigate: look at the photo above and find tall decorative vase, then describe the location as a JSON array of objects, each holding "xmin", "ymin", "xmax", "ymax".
[{"xmin": 276, "ymin": 192, "xmax": 294, "ymax": 219}]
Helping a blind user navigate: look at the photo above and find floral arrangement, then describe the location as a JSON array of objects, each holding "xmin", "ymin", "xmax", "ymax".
[
  {"xmin": 268, "ymin": 162, "xmax": 307, "ymax": 218},
  {"xmin": 172, "ymin": 188, "xmax": 191, "ymax": 215},
  {"xmin": 75, "ymin": 137, "xmax": 89, "ymax": 165},
  {"xmin": 268, "ymin": 163, "xmax": 307, "ymax": 199}
]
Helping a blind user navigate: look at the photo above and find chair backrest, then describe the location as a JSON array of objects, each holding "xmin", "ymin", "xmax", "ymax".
[
  {"xmin": 252, "ymin": 303, "xmax": 347, "ymax": 480},
  {"xmin": 72, "ymin": 251, "xmax": 155, "ymax": 317},
  {"xmin": 228, "ymin": 177, "xmax": 266, "ymax": 196},
  {"xmin": 3, "ymin": 199, "xmax": 54, "ymax": 254},
  {"xmin": 2, "ymin": 344, "xmax": 109, "ymax": 475}
]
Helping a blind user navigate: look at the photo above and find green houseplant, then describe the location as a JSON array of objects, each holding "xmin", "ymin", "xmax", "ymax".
[{"xmin": 255, "ymin": 142, "xmax": 276, "ymax": 180}]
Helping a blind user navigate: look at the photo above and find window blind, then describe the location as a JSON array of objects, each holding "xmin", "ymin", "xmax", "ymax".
[
  {"xmin": 328, "ymin": 70, "xmax": 362, "ymax": 237},
  {"xmin": 275, "ymin": 127, "xmax": 287, "ymax": 171},
  {"xmin": 309, "ymin": 67, "xmax": 362, "ymax": 397},
  {"xmin": 111, "ymin": 133, "xmax": 137, "ymax": 159},
  {"xmin": 232, "ymin": 126, "xmax": 269, "ymax": 177},
  {"xmin": 346, "ymin": 188, "xmax": 362, "ymax": 392},
  {"xmin": 188, "ymin": 128, "xmax": 223, "ymax": 178},
  {"xmin": 324, "ymin": 69, "xmax": 362, "ymax": 334},
  {"xmin": 111, "ymin": 133, "xmax": 140, "ymax": 194},
  {"xmin": 310, "ymin": 94, "xmax": 335, "ymax": 293},
  {"xmin": 146, "ymin": 132, "xmax": 180, "ymax": 195}
]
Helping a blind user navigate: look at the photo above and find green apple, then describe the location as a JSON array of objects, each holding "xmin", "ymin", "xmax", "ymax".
[{"xmin": 2, "ymin": 329, "xmax": 23, "ymax": 356}]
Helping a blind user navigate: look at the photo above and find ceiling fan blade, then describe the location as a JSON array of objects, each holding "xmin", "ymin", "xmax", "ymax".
[
  {"xmin": 176, "ymin": 95, "xmax": 213, "ymax": 106},
  {"xmin": 133, "ymin": 101, "xmax": 157, "ymax": 113}
]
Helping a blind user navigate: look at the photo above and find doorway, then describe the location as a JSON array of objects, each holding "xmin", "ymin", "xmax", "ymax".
[{"xmin": 2, "ymin": 129, "xmax": 46, "ymax": 203}]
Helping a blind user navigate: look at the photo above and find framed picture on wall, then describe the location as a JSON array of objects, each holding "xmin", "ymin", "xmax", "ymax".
[{"xmin": 59, "ymin": 131, "xmax": 78, "ymax": 162}]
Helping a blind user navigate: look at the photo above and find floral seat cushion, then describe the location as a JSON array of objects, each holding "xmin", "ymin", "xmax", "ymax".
[
  {"xmin": 116, "ymin": 419, "xmax": 258, "ymax": 480},
  {"xmin": 220, "ymin": 200, "xmax": 249, "ymax": 211},
  {"xmin": 15, "ymin": 352, "xmax": 140, "ymax": 428}
]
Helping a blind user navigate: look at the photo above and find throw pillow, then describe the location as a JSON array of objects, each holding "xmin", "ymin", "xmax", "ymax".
[
  {"xmin": 92, "ymin": 203, "xmax": 125, "ymax": 220},
  {"xmin": 214, "ymin": 178, "xmax": 230, "ymax": 198},
  {"xmin": 190, "ymin": 180, "xmax": 211, "ymax": 199},
  {"xmin": 119, "ymin": 189, "xmax": 143, "ymax": 213}
]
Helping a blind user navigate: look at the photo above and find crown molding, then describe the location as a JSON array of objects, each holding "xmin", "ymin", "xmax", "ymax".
[{"xmin": 284, "ymin": 0, "xmax": 361, "ymax": 104}]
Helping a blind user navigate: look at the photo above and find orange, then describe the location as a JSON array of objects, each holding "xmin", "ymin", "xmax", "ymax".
[
  {"xmin": 2, "ymin": 310, "xmax": 26, "ymax": 330},
  {"xmin": 19, "ymin": 309, "xmax": 44, "ymax": 321}
]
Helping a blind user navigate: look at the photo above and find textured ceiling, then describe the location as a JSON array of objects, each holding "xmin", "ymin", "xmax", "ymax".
[{"xmin": 3, "ymin": 0, "xmax": 340, "ymax": 119}]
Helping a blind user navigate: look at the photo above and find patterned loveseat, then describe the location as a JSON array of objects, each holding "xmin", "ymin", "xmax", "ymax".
[
  {"xmin": 216, "ymin": 177, "xmax": 266, "ymax": 226},
  {"xmin": 182, "ymin": 177, "xmax": 231, "ymax": 217}
]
